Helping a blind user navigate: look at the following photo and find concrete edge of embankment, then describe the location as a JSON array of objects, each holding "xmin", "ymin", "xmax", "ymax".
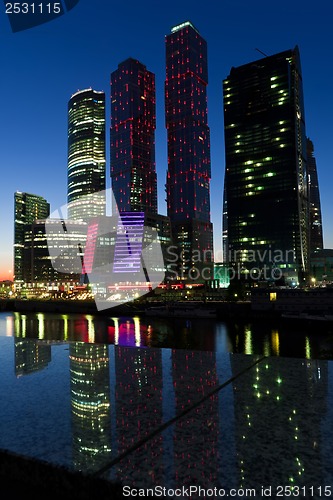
[{"xmin": 0, "ymin": 448, "xmax": 124, "ymax": 499}]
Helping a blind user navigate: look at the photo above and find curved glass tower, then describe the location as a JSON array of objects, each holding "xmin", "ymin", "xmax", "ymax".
[
  {"xmin": 110, "ymin": 58, "xmax": 157, "ymax": 214},
  {"xmin": 67, "ymin": 89, "xmax": 106, "ymax": 222}
]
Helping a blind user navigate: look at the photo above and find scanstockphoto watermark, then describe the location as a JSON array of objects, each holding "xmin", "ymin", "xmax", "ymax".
[
  {"xmin": 167, "ymin": 261, "xmax": 285, "ymax": 282},
  {"xmin": 123, "ymin": 485, "xmax": 257, "ymax": 497},
  {"xmin": 225, "ymin": 247, "xmax": 296, "ymax": 265},
  {"xmin": 165, "ymin": 245, "xmax": 296, "ymax": 281}
]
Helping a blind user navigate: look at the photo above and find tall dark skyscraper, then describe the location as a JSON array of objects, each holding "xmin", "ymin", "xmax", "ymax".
[
  {"xmin": 67, "ymin": 88, "xmax": 106, "ymax": 222},
  {"xmin": 110, "ymin": 58, "xmax": 172, "ymax": 287},
  {"xmin": 110, "ymin": 58, "xmax": 157, "ymax": 214},
  {"xmin": 223, "ymin": 46, "xmax": 309, "ymax": 285},
  {"xmin": 307, "ymin": 138, "xmax": 323, "ymax": 253},
  {"xmin": 14, "ymin": 191, "xmax": 50, "ymax": 284},
  {"xmin": 165, "ymin": 21, "xmax": 214, "ymax": 281}
]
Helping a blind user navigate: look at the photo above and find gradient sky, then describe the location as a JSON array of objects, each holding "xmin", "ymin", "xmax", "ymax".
[{"xmin": 1, "ymin": 0, "xmax": 332, "ymax": 280}]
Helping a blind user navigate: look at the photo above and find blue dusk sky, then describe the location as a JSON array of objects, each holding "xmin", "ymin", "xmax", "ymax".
[{"xmin": 0, "ymin": 0, "xmax": 332, "ymax": 280}]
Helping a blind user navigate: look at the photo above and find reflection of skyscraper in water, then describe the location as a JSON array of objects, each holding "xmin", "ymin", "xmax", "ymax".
[
  {"xmin": 14, "ymin": 338, "xmax": 51, "ymax": 376},
  {"xmin": 114, "ymin": 346, "xmax": 163, "ymax": 480},
  {"xmin": 230, "ymin": 356, "xmax": 328, "ymax": 488},
  {"xmin": 69, "ymin": 342, "xmax": 112, "ymax": 472},
  {"xmin": 172, "ymin": 350, "xmax": 219, "ymax": 484}
]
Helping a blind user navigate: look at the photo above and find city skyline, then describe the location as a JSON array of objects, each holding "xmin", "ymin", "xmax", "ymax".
[{"xmin": 1, "ymin": 0, "xmax": 332, "ymax": 280}]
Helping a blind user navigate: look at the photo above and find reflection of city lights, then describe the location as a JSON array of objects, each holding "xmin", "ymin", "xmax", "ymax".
[
  {"xmin": 86, "ymin": 315, "xmax": 95, "ymax": 343},
  {"xmin": 271, "ymin": 330, "xmax": 280, "ymax": 356},
  {"xmin": 112, "ymin": 317, "xmax": 119, "ymax": 345},
  {"xmin": 62, "ymin": 315, "xmax": 68, "ymax": 340},
  {"xmin": 37, "ymin": 313, "xmax": 44, "ymax": 339},
  {"xmin": 134, "ymin": 317, "xmax": 141, "ymax": 347},
  {"xmin": 6, "ymin": 315, "xmax": 13, "ymax": 337},
  {"xmin": 305, "ymin": 337, "xmax": 311, "ymax": 359},
  {"xmin": 244, "ymin": 327, "xmax": 252, "ymax": 355}
]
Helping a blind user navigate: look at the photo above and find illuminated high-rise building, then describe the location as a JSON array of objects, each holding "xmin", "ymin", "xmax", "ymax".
[
  {"xmin": 110, "ymin": 58, "xmax": 157, "ymax": 214},
  {"xmin": 307, "ymin": 138, "xmax": 323, "ymax": 253},
  {"xmin": 110, "ymin": 58, "xmax": 172, "ymax": 285},
  {"xmin": 165, "ymin": 21, "xmax": 214, "ymax": 281},
  {"xmin": 23, "ymin": 218, "xmax": 87, "ymax": 285},
  {"xmin": 14, "ymin": 191, "xmax": 50, "ymax": 284},
  {"xmin": 67, "ymin": 89, "xmax": 106, "ymax": 222},
  {"xmin": 223, "ymin": 46, "xmax": 309, "ymax": 285}
]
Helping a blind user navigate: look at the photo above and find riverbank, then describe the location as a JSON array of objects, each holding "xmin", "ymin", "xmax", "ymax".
[
  {"xmin": 1, "ymin": 298, "xmax": 333, "ymax": 329},
  {"xmin": 0, "ymin": 297, "xmax": 258, "ymax": 319}
]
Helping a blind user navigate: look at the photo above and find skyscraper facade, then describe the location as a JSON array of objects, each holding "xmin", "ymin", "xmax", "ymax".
[
  {"xmin": 14, "ymin": 191, "xmax": 50, "ymax": 284},
  {"xmin": 67, "ymin": 88, "xmax": 106, "ymax": 222},
  {"xmin": 165, "ymin": 21, "xmax": 214, "ymax": 281},
  {"xmin": 307, "ymin": 138, "xmax": 323, "ymax": 254},
  {"xmin": 23, "ymin": 219, "xmax": 87, "ymax": 285},
  {"xmin": 110, "ymin": 58, "xmax": 172, "ymax": 287},
  {"xmin": 110, "ymin": 58, "xmax": 157, "ymax": 214},
  {"xmin": 223, "ymin": 46, "xmax": 309, "ymax": 285}
]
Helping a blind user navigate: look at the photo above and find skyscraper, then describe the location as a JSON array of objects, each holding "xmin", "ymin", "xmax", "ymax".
[
  {"xmin": 307, "ymin": 138, "xmax": 323, "ymax": 253},
  {"xmin": 110, "ymin": 58, "xmax": 172, "ymax": 287},
  {"xmin": 67, "ymin": 88, "xmax": 106, "ymax": 222},
  {"xmin": 110, "ymin": 58, "xmax": 157, "ymax": 214},
  {"xmin": 14, "ymin": 191, "xmax": 50, "ymax": 284},
  {"xmin": 223, "ymin": 46, "xmax": 309, "ymax": 285},
  {"xmin": 165, "ymin": 21, "xmax": 214, "ymax": 282}
]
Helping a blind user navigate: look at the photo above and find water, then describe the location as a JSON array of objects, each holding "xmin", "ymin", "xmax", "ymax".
[
  {"xmin": 1, "ymin": 311, "xmax": 333, "ymax": 493},
  {"xmin": 1, "ymin": 311, "xmax": 333, "ymax": 359}
]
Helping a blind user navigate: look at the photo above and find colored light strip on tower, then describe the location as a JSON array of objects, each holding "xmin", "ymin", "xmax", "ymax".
[
  {"xmin": 82, "ymin": 219, "xmax": 99, "ymax": 274},
  {"xmin": 113, "ymin": 212, "xmax": 145, "ymax": 273}
]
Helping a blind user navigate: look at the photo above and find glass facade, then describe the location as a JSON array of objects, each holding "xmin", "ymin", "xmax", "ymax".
[
  {"xmin": 110, "ymin": 58, "xmax": 157, "ymax": 214},
  {"xmin": 223, "ymin": 46, "xmax": 309, "ymax": 285},
  {"xmin": 165, "ymin": 21, "xmax": 213, "ymax": 280},
  {"xmin": 23, "ymin": 219, "xmax": 87, "ymax": 284},
  {"xmin": 67, "ymin": 89, "xmax": 106, "ymax": 222},
  {"xmin": 14, "ymin": 191, "xmax": 50, "ymax": 284},
  {"xmin": 307, "ymin": 138, "xmax": 323, "ymax": 254}
]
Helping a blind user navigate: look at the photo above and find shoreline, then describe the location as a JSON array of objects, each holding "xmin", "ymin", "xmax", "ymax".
[{"xmin": 1, "ymin": 298, "xmax": 333, "ymax": 329}]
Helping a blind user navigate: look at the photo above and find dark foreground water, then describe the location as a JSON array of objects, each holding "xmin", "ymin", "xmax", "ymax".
[{"xmin": 1, "ymin": 311, "xmax": 333, "ymax": 359}]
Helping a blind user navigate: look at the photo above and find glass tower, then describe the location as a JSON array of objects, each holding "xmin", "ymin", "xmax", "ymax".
[
  {"xmin": 67, "ymin": 88, "xmax": 106, "ymax": 222},
  {"xmin": 14, "ymin": 191, "xmax": 50, "ymax": 284},
  {"xmin": 165, "ymin": 21, "xmax": 214, "ymax": 281},
  {"xmin": 223, "ymin": 46, "xmax": 309, "ymax": 285},
  {"xmin": 307, "ymin": 138, "xmax": 323, "ymax": 254},
  {"xmin": 110, "ymin": 58, "xmax": 157, "ymax": 214}
]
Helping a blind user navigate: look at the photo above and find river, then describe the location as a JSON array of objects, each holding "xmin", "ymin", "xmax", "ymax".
[{"xmin": 1, "ymin": 310, "xmax": 333, "ymax": 359}]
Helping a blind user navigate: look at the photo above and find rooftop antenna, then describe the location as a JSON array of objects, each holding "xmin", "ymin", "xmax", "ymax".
[{"xmin": 255, "ymin": 48, "xmax": 269, "ymax": 57}]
